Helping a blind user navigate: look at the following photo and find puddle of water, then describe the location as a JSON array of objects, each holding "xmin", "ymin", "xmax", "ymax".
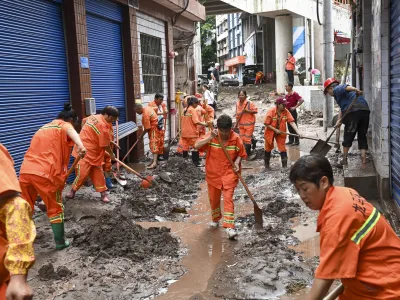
[{"xmin": 287, "ymin": 146, "xmax": 308, "ymax": 162}]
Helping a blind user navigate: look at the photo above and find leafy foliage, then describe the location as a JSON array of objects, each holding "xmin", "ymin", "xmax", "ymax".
[{"xmin": 200, "ymin": 16, "xmax": 217, "ymax": 68}]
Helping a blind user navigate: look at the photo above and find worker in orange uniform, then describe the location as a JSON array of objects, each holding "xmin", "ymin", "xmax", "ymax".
[
  {"xmin": 290, "ymin": 155, "xmax": 400, "ymax": 299},
  {"xmin": 66, "ymin": 106, "xmax": 118, "ymax": 203},
  {"xmin": 254, "ymin": 70, "xmax": 264, "ymax": 85},
  {"xmin": 236, "ymin": 90, "xmax": 258, "ymax": 159},
  {"xmin": 20, "ymin": 103, "xmax": 86, "ymax": 250},
  {"xmin": 176, "ymin": 95, "xmax": 189, "ymax": 155},
  {"xmin": 195, "ymin": 114, "xmax": 247, "ymax": 239},
  {"xmin": 148, "ymin": 93, "xmax": 168, "ymax": 161},
  {"xmin": 180, "ymin": 96, "xmax": 207, "ymax": 166},
  {"xmin": 201, "ymin": 98, "xmax": 215, "ymax": 130},
  {"xmin": 0, "ymin": 143, "xmax": 36, "ymax": 300},
  {"xmin": 264, "ymin": 97, "xmax": 301, "ymax": 169}
]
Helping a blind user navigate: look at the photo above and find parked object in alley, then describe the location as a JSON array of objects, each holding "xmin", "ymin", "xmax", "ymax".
[
  {"xmin": 116, "ymin": 158, "xmax": 157, "ymax": 189},
  {"xmin": 242, "ymin": 64, "xmax": 263, "ymax": 85},
  {"xmin": 220, "ymin": 74, "xmax": 240, "ymax": 86},
  {"xmin": 290, "ymin": 155, "xmax": 400, "ymax": 299}
]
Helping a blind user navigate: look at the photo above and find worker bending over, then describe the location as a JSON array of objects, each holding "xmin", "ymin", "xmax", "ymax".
[
  {"xmin": 290, "ymin": 155, "xmax": 400, "ymax": 299},
  {"xmin": 264, "ymin": 98, "xmax": 301, "ymax": 168},
  {"xmin": 195, "ymin": 115, "xmax": 247, "ymax": 239},
  {"xmin": 20, "ymin": 103, "xmax": 86, "ymax": 249},
  {"xmin": 179, "ymin": 96, "xmax": 207, "ymax": 166},
  {"xmin": 148, "ymin": 93, "xmax": 168, "ymax": 161},
  {"xmin": 66, "ymin": 106, "xmax": 118, "ymax": 203},
  {"xmin": 134, "ymin": 102, "xmax": 162, "ymax": 169},
  {"xmin": 235, "ymin": 90, "xmax": 258, "ymax": 159},
  {"xmin": 0, "ymin": 143, "xmax": 36, "ymax": 299}
]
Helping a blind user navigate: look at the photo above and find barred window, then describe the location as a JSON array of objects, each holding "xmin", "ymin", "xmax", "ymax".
[{"xmin": 140, "ymin": 34, "xmax": 163, "ymax": 94}]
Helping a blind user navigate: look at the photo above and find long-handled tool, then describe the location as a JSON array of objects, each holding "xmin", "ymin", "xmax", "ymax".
[
  {"xmin": 115, "ymin": 158, "xmax": 157, "ymax": 189},
  {"xmin": 114, "ymin": 121, "xmax": 127, "ymax": 186},
  {"xmin": 283, "ymin": 133, "xmax": 339, "ymax": 146},
  {"xmin": 217, "ymin": 135, "xmax": 263, "ymax": 228},
  {"xmin": 323, "ymin": 284, "xmax": 344, "ymax": 300},
  {"xmin": 66, "ymin": 156, "xmax": 81, "ymax": 179},
  {"xmin": 310, "ymin": 96, "xmax": 359, "ymax": 156},
  {"xmin": 163, "ymin": 129, "xmax": 181, "ymax": 160},
  {"xmin": 122, "ymin": 134, "xmax": 142, "ymax": 162}
]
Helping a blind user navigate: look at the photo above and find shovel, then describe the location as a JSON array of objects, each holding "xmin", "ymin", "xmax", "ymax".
[
  {"xmin": 217, "ymin": 135, "xmax": 263, "ymax": 229},
  {"xmin": 114, "ymin": 120, "xmax": 127, "ymax": 186},
  {"xmin": 115, "ymin": 158, "xmax": 157, "ymax": 189},
  {"xmin": 284, "ymin": 133, "xmax": 339, "ymax": 146},
  {"xmin": 310, "ymin": 96, "xmax": 359, "ymax": 156},
  {"xmin": 163, "ymin": 129, "xmax": 181, "ymax": 160},
  {"xmin": 66, "ymin": 156, "xmax": 81, "ymax": 179},
  {"xmin": 323, "ymin": 284, "xmax": 344, "ymax": 300}
]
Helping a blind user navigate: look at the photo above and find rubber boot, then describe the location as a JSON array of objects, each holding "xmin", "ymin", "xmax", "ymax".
[
  {"xmin": 51, "ymin": 222, "xmax": 70, "ymax": 250},
  {"xmin": 65, "ymin": 189, "xmax": 76, "ymax": 199},
  {"xmin": 191, "ymin": 151, "xmax": 201, "ymax": 167},
  {"xmin": 183, "ymin": 151, "xmax": 189, "ymax": 159},
  {"xmin": 101, "ymin": 191, "xmax": 110, "ymax": 203},
  {"xmin": 245, "ymin": 144, "xmax": 252, "ymax": 157},
  {"xmin": 280, "ymin": 152, "xmax": 288, "ymax": 168},
  {"xmin": 264, "ymin": 151, "xmax": 271, "ymax": 169},
  {"xmin": 251, "ymin": 137, "xmax": 257, "ymax": 150},
  {"xmin": 105, "ymin": 177, "xmax": 114, "ymax": 190}
]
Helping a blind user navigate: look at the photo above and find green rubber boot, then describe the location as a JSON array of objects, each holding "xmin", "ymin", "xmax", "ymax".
[{"xmin": 51, "ymin": 222, "xmax": 70, "ymax": 250}]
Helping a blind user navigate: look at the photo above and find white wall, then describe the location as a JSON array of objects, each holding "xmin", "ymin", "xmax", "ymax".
[
  {"xmin": 244, "ymin": 33, "xmax": 256, "ymax": 65},
  {"xmin": 136, "ymin": 12, "xmax": 169, "ymax": 153}
]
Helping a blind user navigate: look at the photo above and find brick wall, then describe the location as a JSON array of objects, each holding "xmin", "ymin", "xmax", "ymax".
[{"xmin": 369, "ymin": 0, "xmax": 391, "ymax": 195}]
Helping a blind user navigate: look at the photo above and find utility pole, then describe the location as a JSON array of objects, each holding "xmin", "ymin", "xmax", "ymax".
[{"xmin": 323, "ymin": 0, "xmax": 334, "ymax": 132}]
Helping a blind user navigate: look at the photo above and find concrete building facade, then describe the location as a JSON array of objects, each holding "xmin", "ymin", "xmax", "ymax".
[
  {"xmin": 216, "ymin": 14, "xmax": 229, "ymax": 73},
  {"xmin": 0, "ymin": 0, "xmax": 205, "ymax": 171}
]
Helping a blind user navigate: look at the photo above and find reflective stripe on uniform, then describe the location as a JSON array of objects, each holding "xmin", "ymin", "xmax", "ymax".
[{"xmin": 351, "ymin": 207, "xmax": 381, "ymax": 245}]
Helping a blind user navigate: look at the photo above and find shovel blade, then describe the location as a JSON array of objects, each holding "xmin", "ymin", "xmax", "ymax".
[
  {"xmin": 254, "ymin": 205, "xmax": 263, "ymax": 229},
  {"xmin": 163, "ymin": 146, "xmax": 170, "ymax": 161},
  {"xmin": 310, "ymin": 140, "xmax": 332, "ymax": 156}
]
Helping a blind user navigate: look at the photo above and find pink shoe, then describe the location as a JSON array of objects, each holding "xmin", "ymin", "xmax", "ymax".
[
  {"xmin": 65, "ymin": 189, "xmax": 76, "ymax": 199},
  {"xmin": 101, "ymin": 192, "xmax": 110, "ymax": 203}
]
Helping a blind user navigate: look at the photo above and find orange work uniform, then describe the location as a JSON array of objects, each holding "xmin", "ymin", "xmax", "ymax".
[
  {"xmin": 178, "ymin": 106, "xmax": 201, "ymax": 152},
  {"xmin": 255, "ymin": 71, "xmax": 264, "ymax": 84},
  {"xmin": 198, "ymin": 131, "xmax": 247, "ymax": 228},
  {"xmin": 236, "ymin": 100, "xmax": 258, "ymax": 145},
  {"xmin": 71, "ymin": 114, "xmax": 111, "ymax": 192},
  {"xmin": 148, "ymin": 101, "xmax": 167, "ymax": 154},
  {"xmin": 202, "ymin": 103, "xmax": 215, "ymax": 125},
  {"xmin": 316, "ymin": 186, "xmax": 400, "ymax": 299},
  {"xmin": 264, "ymin": 106, "xmax": 294, "ymax": 152},
  {"xmin": 0, "ymin": 144, "xmax": 36, "ymax": 298},
  {"xmin": 142, "ymin": 106, "xmax": 163, "ymax": 154},
  {"xmin": 20, "ymin": 120, "xmax": 75, "ymax": 224}
]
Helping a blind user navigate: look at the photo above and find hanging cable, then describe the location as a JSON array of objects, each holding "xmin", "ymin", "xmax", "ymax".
[
  {"xmin": 172, "ymin": 0, "xmax": 190, "ymax": 26},
  {"xmin": 317, "ymin": 0, "xmax": 323, "ymax": 25}
]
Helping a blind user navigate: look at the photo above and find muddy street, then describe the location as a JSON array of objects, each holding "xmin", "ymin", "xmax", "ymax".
[{"xmin": 29, "ymin": 85, "xmax": 347, "ymax": 299}]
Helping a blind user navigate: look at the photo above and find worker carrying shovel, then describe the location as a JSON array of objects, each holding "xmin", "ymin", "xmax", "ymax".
[
  {"xmin": 0, "ymin": 143, "xmax": 36, "ymax": 300},
  {"xmin": 290, "ymin": 155, "xmax": 400, "ymax": 299},
  {"xmin": 66, "ymin": 106, "xmax": 118, "ymax": 203},
  {"xmin": 264, "ymin": 97, "xmax": 302, "ymax": 169},
  {"xmin": 20, "ymin": 103, "xmax": 86, "ymax": 249},
  {"xmin": 195, "ymin": 114, "xmax": 247, "ymax": 239},
  {"xmin": 324, "ymin": 78, "xmax": 370, "ymax": 168}
]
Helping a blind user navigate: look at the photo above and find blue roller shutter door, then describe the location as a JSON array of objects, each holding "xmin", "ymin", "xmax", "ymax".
[
  {"xmin": 86, "ymin": 0, "xmax": 126, "ymax": 122},
  {"xmin": 390, "ymin": 0, "xmax": 400, "ymax": 208},
  {"xmin": 0, "ymin": 0, "xmax": 69, "ymax": 174}
]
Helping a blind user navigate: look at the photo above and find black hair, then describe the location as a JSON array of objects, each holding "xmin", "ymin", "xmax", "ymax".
[
  {"xmin": 58, "ymin": 103, "xmax": 78, "ymax": 122},
  {"xmin": 308, "ymin": 67, "xmax": 312, "ymax": 71},
  {"xmin": 101, "ymin": 106, "xmax": 120, "ymax": 117},
  {"xmin": 154, "ymin": 93, "xmax": 164, "ymax": 100},
  {"xmin": 287, "ymin": 82, "xmax": 294, "ymax": 89},
  {"xmin": 184, "ymin": 96, "xmax": 199, "ymax": 114},
  {"xmin": 289, "ymin": 155, "xmax": 334, "ymax": 187},
  {"xmin": 203, "ymin": 84, "xmax": 210, "ymax": 90},
  {"xmin": 217, "ymin": 114, "xmax": 232, "ymax": 129},
  {"xmin": 238, "ymin": 90, "xmax": 247, "ymax": 97},
  {"xmin": 288, "ymin": 51, "xmax": 293, "ymax": 55}
]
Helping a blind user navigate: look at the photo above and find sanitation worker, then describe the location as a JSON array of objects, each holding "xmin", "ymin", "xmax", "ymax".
[
  {"xmin": 200, "ymin": 97, "xmax": 215, "ymax": 130},
  {"xmin": 133, "ymin": 103, "xmax": 161, "ymax": 169},
  {"xmin": 176, "ymin": 95, "xmax": 189, "ymax": 155},
  {"xmin": 254, "ymin": 70, "xmax": 264, "ymax": 85},
  {"xmin": 0, "ymin": 143, "xmax": 36, "ymax": 300},
  {"xmin": 20, "ymin": 103, "xmax": 86, "ymax": 249},
  {"xmin": 66, "ymin": 106, "xmax": 118, "ymax": 203},
  {"xmin": 195, "ymin": 114, "xmax": 247, "ymax": 239},
  {"xmin": 179, "ymin": 96, "xmax": 207, "ymax": 167},
  {"xmin": 235, "ymin": 90, "xmax": 258, "ymax": 158},
  {"xmin": 264, "ymin": 97, "xmax": 301, "ymax": 169},
  {"xmin": 148, "ymin": 93, "xmax": 168, "ymax": 161},
  {"xmin": 290, "ymin": 155, "xmax": 400, "ymax": 300},
  {"xmin": 324, "ymin": 78, "xmax": 370, "ymax": 168}
]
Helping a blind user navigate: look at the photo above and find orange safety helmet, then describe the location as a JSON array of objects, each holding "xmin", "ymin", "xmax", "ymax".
[{"xmin": 323, "ymin": 78, "xmax": 339, "ymax": 95}]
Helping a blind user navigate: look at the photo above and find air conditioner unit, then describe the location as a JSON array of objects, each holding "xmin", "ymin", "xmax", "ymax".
[
  {"xmin": 128, "ymin": 0, "xmax": 139, "ymax": 9},
  {"xmin": 85, "ymin": 98, "xmax": 96, "ymax": 115}
]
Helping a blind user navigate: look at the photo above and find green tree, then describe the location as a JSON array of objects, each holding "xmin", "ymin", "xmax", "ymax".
[{"xmin": 200, "ymin": 16, "xmax": 217, "ymax": 69}]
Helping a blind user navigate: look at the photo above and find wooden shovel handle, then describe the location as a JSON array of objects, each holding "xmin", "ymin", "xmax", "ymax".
[
  {"xmin": 122, "ymin": 135, "xmax": 142, "ymax": 162},
  {"xmin": 115, "ymin": 158, "xmax": 149, "ymax": 182},
  {"xmin": 323, "ymin": 284, "xmax": 344, "ymax": 300},
  {"xmin": 66, "ymin": 156, "xmax": 81, "ymax": 180}
]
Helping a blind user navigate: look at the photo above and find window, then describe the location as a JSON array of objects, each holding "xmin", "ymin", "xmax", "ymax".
[{"xmin": 140, "ymin": 34, "xmax": 163, "ymax": 94}]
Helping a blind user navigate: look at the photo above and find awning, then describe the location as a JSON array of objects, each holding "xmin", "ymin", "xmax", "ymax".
[{"xmin": 225, "ymin": 56, "xmax": 246, "ymax": 67}]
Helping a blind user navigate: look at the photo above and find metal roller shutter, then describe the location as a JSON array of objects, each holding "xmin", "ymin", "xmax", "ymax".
[
  {"xmin": 0, "ymin": 0, "xmax": 69, "ymax": 174},
  {"xmin": 86, "ymin": 0, "xmax": 126, "ymax": 122},
  {"xmin": 390, "ymin": 0, "xmax": 400, "ymax": 208}
]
